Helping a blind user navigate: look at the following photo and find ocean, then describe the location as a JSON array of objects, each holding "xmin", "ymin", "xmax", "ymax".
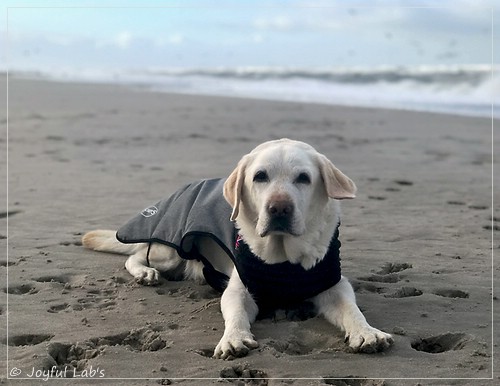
[{"xmin": 12, "ymin": 64, "xmax": 499, "ymax": 118}]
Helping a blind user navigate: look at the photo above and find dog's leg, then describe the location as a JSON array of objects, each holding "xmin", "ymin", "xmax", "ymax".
[
  {"xmin": 83, "ymin": 230, "xmax": 160, "ymax": 285},
  {"xmin": 314, "ymin": 276, "xmax": 393, "ymax": 353},
  {"xmin": 124, "ymin": 247, "xmax": 161, "ymax": 286},
  {"xmin": 213, "ymin": 269, "xmax": 259, "ymax": 360}
]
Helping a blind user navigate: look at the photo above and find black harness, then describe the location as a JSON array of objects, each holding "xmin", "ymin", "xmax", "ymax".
[{"xmin": 233, "ymin": 230, "xmax": 341, "ymax": 311}]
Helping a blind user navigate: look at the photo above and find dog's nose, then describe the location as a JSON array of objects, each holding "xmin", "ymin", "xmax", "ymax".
[
  {"xmin": 267, "ymin": 200, "xmax": 294, "ymax": 218},
  {"xmin": 262, "ymin": 197, "xmax": 296, "ymax": 236}
]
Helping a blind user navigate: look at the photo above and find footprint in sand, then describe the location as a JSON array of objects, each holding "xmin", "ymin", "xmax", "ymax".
[
  {"xmin": 468, "ymin": 204, "xmax": 488, "ymax": 210},
  {"xmin": 3, "ymin": 283, "xmax": 38, "ymax": 295},
  {"xmin": 379, "ymin": 179, "xmax": 414, "ymax": 195},
  {"xmin": 219, "ymin": 363, "xmax": 267, "ymax": 384},
  {"xmin": 45, "ymin": 327, "xmax": 168, "ymax": 376},
  {"xmin": 485, "ymin": 215, "xmax": 500, "ymax": 231},
  {"xmin": 377, "ymin": 262, "xmax": 412, "ymax": 275},
  {"xmin": 368, "ymin": 196, "xmax": 386, "ymax": 201},
  {"xmin": 33, "ymin": 274, "xmax": 69, "ymax": 284},
  {"xmin": 88, "ymin": 327, "xmax": 168, "ymax": 352},
  {"xmin": 384, "ymin": 286, "xmax": 423, "ymax": 298},
  {"xmin": 45, "ymin": 135, "xmax": 66, "ymax": 142},
  {"xmin": 0, "ymin": 210, "xmax": 22, "ymax": 219},
  {"xmin": 357, "ymin": 273, "xmax": 401, "ymax": 283},
  {"xmin": 411, "ymin": 332, "xmax": 471, "ymax": 354},
  {"xmin": 447, "ymin": 200, "xmax": 466, "ymax": 206},
  {"xmin": 47, "ymin": 303, "xmax": 71, "ymax": 313},
  {"xmin": 192, "ymin": 348, "xmax": 214, "ymax": 358},
  {"xmin": 110, "ymin": 275, "xmax": 128, "ymax": 285},
  {"xmin": 262, "ymin": 327, "xmax": 342, "ymax": 359},
  {"xmin": 365, "ymin": 178, "xmax": 413, "ymax": 199},
  {"xmin": 59, "ymin": 240, "xmax": 83, "ymax": 247},
  {"xmin": 323, "ymin": 377, "xmax": 387, "ymax": 386},
  {"xmin": 265, "ymin": 339, "xmax": 313, "ymax": 356},
  {"xmin": 359, "ymin": 261, "xmax": 414, "ymax": 283},
  {"xmin": 356, "ymin": 263, "xmax": 415, "ymax": 296},
  {"xmin": 47, "ymin": 342, "xmax": 104, "ymax": 374},
  {"xmin": 4, "ymin": 333, "xmax": 54, "ymax": 346},
  {"xmin": 351, "ymin": 280, "xmax": 385, "ymax": 294},
  {"xmin": 393, "ymin": 179, "xmax": 413, "ymax": 186},
  {"xmin": 72, "ymin": 288, "xmax": 117, "ymax": 311},
  {"xmin": 433, "ymin": 288, "xmax": 469, "ymax": 299},
  {"xmin": 164, "ymin": 285, "xmax": 219, "ymax": 301}
]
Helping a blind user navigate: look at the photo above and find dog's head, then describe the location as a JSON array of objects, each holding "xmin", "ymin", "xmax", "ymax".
[{"xmin": 223, "ymin": 138, "xmax": 356, "ymax": 239}]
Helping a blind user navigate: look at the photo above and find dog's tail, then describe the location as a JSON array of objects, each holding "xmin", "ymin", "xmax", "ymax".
[{"xmin": 82, "ymin": 230, "xmax": 143, "ymax": 255}]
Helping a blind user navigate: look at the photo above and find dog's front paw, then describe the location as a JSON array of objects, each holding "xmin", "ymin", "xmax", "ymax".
[
  {"xmin": 213, "ymin": 330, "xmax": 259, "ymax": 360},
  {"xmin": 346, "ymin": 326, "xmax": 393, "ymax": 353},
  {"xmin": 135, "ymin": 267, "xmax": 160, "ymax": 286}
]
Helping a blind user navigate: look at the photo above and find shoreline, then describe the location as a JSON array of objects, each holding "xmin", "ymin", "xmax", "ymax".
[
  {"xmin": 1, "ymin": 77, "xmax": 497, "ymax": 383},
  {"xmin": 6, "ymin": 72, "xmax": 498, "ymax": 120}
]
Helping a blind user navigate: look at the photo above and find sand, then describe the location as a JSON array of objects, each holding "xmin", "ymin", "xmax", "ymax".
[{"xmin": 0, "ymin": 77, "xmax": 498, "ymax": 385}]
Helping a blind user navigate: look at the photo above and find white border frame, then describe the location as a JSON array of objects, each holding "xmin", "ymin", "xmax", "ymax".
[{"xmin": 4, "ymin": 4, "xmax": 495, "ymax": 382}]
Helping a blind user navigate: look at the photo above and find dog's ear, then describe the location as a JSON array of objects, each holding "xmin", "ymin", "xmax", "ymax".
[
  {"xmin": 317, "ymin": 154, "xmax": 357, "ymax": 199},
  {"xmin": 224, "ymin": 155, "xmax": 249, "ymax": 221}
]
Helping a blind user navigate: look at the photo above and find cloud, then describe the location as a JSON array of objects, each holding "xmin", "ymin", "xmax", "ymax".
[
  {"xmin": 252, "ymin": 33, "xmax": 264, "ymax": 43},
  {"xmin": 45, "ymin": 34, "xmax": 77, "ymax": 47},
  {"xmin": 253, "ymin": 15, "xmax": 294, "ymax": 31},
  {"xmin": 94, "ymin": 31, "xmax": 134, "ymax": 49},
  {"xmin": 250, "ymin": 2, "xmax": 490, "ymax": 36},
  {"xmin": 115, "ymin": 31, "xmax": 132, "ymax": 49},
  {"xmin": 251, "ymin": 8, "xmax": 405, "ymax": 34},
  {"xmin": 9, "ymin": 30, "xmax": 85, "ymax": 47},
  {"xmin": 153, "ymin": 33, "xmax": 185, "ymax": 47},
  {"xmin": 168, "ymin": 33, "xmax": 184, "ymax": 45}
]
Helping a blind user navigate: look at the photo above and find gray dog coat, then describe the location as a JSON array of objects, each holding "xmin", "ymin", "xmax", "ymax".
[{"xmin": 116, "ymin": 178, "xmax": 342, "ymax": 310}]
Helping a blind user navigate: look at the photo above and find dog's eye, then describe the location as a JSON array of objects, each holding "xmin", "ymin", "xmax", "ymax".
[
  {"xmin": 253, "ymin": 170, "xmax": 269, "ymax": 183},
  {"xmin": 295, "ymin": 172, "xmax": 311, "ymax": 184}
]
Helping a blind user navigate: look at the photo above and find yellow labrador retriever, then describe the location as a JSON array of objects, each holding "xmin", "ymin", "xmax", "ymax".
[{"xmin": 83, "ymin": 138, "xmax": 393, "ymax": 359}]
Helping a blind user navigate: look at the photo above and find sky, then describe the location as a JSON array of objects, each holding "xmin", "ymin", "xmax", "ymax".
[{"xmin": 1, "ymin": 0, "xmax": 498, "ymax": 73}]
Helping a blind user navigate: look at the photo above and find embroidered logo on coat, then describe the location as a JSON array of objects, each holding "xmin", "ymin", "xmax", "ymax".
[{"xmin": 141, "ymin": 206, "xmax": 158, "ymax": 218}]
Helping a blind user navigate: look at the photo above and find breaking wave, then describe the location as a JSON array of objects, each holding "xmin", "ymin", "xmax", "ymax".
[{"xmin": 11, "ymin": 64, "xmax": 499, "ymax": 117}]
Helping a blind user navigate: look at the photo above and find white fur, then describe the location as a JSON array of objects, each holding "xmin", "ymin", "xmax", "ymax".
[{"xmin": 82, "ymin": 138, "xmax": 393, "ymax": 359}]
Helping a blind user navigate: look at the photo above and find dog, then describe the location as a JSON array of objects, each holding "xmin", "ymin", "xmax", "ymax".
[{"xmin": 82, "ymin": 138, "xmax": 393, "ymax": 359}]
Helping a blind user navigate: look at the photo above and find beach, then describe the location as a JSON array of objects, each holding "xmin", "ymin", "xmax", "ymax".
[{"xmin": 1, "ymin": 77, "xmax": 498, "ymax": 385}]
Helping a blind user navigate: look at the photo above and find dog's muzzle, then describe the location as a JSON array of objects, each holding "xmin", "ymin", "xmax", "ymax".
[{"xmin": 260, "ymin": 200, "xmax": 298, "ymax": 237}]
